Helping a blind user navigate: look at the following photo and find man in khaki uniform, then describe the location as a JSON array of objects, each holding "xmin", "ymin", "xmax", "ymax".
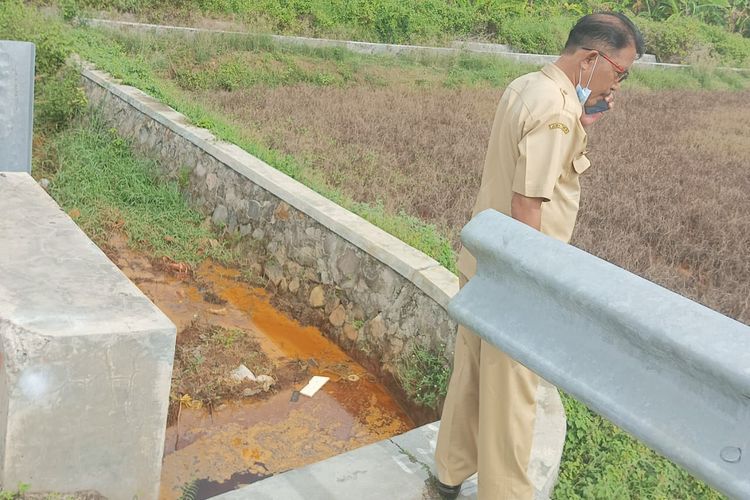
[{"xmin": 435, "ymin": 13, "xmax": 644, "ymax": 500}]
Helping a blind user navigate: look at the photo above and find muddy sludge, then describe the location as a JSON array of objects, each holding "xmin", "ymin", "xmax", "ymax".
[{"xmin": 106, "ymin": 236, "xmax": 415, "ymax": 498}]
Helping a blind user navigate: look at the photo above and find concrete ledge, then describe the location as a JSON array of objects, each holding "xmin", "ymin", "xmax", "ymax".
[
  {"xmin": 0, "ymin": 173, "xmax": 176, "ymax": 499},
  {"xmin": 213, "ymin": 424, "xmax": 461, "ymax": 500}
]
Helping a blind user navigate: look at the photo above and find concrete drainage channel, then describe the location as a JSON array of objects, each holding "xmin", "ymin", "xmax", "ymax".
[{"xmin": 0, "ymin": 45, "xmax": 566, "ymax": 499}]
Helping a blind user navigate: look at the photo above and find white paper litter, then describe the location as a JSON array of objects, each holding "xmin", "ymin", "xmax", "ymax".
[{"xmin": 300, "ymin": 376, "xmax": 330, "ymax": 397}]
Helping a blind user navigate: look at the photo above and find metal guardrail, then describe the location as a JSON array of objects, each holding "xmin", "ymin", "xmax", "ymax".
[
  {"xmin": 448, "ymin": 209, "xmax": 750, "ymax": 499},
  {"xmin": 0, "ymin": 41, "xmax": 34, "ymax": 173}
]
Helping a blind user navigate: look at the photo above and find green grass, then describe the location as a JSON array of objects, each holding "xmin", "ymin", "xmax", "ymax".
[
  {"xmin": 0, "ymin": 484, "xmax": 30, "ymax": 500},
  {"xmin": 70, "ymin": 26, "xmax": 460, "ymax": 271},
  {"xmin": 627, "ymin": 64, "xmax": 750, "ymax": 90},
  {"xmin": 52, "ymin": 0, "xmax": 750, "ymax": 66},
  {"xmin": 67, "ymin": 22, "xmax": 750, "ymax": 102},
  {"xmin": 50, "ymin": 114, "xmax": 232, "ymax": 266},
  {"xmin": 83, "ymin": 26, "xmax": 750, "ymax": 92},
  {"xmin": 556, "ymin": 393, "xmax": 722, "ymax": 499}
]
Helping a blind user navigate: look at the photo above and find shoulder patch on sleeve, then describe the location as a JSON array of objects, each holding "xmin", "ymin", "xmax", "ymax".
[{"xmin": 548, "ymin": 122, "xmax": 569, "ymax": 134}]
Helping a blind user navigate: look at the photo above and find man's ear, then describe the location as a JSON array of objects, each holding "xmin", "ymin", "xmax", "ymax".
[{"xmin": 580, "ymin": 49, "xmax": 598, "ymax": 70}]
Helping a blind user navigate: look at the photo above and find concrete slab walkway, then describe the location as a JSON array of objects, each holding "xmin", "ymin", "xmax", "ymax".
[{"xmin": 215, "ymin": 423, "xmax": 478, "ymax": 500}]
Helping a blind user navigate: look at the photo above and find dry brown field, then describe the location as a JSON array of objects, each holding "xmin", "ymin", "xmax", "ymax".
[{"xmin": 190, "ymin": 85, "xmax": 750, "ymax": 326}]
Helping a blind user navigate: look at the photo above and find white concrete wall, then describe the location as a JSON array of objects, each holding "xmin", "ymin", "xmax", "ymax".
[{"xmin": 0, "ymin": 172, "xmax": 176, "ymax": 499}]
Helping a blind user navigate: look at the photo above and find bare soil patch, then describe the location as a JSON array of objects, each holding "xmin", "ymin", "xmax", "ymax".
[
  {"xmin": 193, "ymin": 86, "xmax": 750, "ymax": 325},
  {"xmin": 170, "ymin": 322, "xmax": 278, "ymax": 421}
]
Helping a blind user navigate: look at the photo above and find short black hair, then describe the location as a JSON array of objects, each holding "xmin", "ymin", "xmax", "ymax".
[{"xmin": 564, "ymin": 12, "xmax": 645, "ymax": 58}]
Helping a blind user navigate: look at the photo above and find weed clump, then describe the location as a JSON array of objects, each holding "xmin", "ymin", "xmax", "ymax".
[
  {"xmin": 397, "ymin": 344, "xmax": 450, "ymax": 410},
  {"xmin": 36, "ymin": 65, "xmax": 88, "ymax": 132}
]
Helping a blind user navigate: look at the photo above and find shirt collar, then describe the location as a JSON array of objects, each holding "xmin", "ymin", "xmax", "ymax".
[{"xmin": 541, "ymin": 63, "xmax": 581, "ymax": 113}]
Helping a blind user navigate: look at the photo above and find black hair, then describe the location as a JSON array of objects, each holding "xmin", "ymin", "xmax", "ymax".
[{"xmin": 564, "ymin": 12, "xmax": 645, "ymax": 58}]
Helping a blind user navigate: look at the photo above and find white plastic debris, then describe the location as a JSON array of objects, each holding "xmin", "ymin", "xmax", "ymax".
[
  {"xmin": 231, "ymin": 364, "xmax": 256, "ymax": 382},
  {"xmin": 255, "ymin": 374, "xmax": 275, "ymax": 391},
  {"xmin": 300, "ymin": 376, "xmax": 330, "ymax": 397}
]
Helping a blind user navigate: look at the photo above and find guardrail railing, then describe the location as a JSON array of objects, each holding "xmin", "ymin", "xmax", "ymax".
[{"xmin": 448, "ymin": 209, "xmax": 750, "ymax": 499}]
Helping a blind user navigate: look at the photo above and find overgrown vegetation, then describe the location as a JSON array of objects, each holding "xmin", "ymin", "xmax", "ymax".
[
  {"xmin": 4, "ymin": 2, "xmax": 743, "ymax": 498},
  {"xmin": 0, "ymin": 1, "xmax": 87, "ymax": 131},
  {"xmin": 557, "ymin": 393, "xmax": 722, "ymax": 499},
  {"xmin": 398, "ymin": 344, "xmax": 451, "ymax": 410},
  {"xmin": 45, "ymin": 0, "xmax": 750, "ymax": 66},
  {"xmin": 49, "ymin": 116, "xmax": 232, "ymax": 265}
]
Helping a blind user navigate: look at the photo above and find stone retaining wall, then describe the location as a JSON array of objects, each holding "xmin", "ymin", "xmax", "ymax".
[{"xmin": 80, "ymin": 66, "xmax": 460, "ymax": 394}]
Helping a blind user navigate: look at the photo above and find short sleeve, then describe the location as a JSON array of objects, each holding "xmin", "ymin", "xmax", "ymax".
[{"xmin": 512, "ymin": 111, "xmax": 577, "ymax": 201}]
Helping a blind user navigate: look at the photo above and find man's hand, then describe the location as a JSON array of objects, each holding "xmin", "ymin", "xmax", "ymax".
[
  {"xmin": 511, "ymin": 193, "xmax": 543, "ymax": 231},
  {"xmin": 580, "ymin": 93, "xmax": 615, "ymax": 128}
]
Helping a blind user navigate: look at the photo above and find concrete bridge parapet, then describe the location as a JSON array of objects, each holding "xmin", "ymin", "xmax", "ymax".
[{"xmin": 0, "ymin": 172, "xmax": 176, "ymax": 499}]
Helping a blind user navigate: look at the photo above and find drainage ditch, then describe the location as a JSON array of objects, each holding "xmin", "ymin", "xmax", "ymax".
[{"xmin": 104, "ymin": 234, "xmax": 415, "ymax": 498}]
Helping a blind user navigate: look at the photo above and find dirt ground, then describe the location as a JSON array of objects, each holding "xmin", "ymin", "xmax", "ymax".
[{"xmin": 191, "ymin": 86, "xmax": 750, "ymax": 325}]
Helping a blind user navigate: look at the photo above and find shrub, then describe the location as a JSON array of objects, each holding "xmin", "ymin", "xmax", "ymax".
[
  {"xmin": 637, "ymin": 16, "xmax": 703, "ymax": 63},
  {"xmin": 698, "ymin": 23, "xmax": 750, "ymax": 67},
  {"xmin": 499, "ymin": 14, "xmax": 575, "ymax": 54},
  {"xmin": 0, "ymin": 2, "xmax": 85, "ymax": 131},
  {"xmin": 60, "ymin": 0, "xmax": 80, "ymax": 22},
  {"xmin": 638, "ymin": 15, "xmax": 750, "ymax": 67},
  {"xmin": 0, "ymin": 1, "xmax": 72, "ymax": 77},
  {"xmin": 36, "ymin": 65, "xmax": 88, "ymax": 132}
]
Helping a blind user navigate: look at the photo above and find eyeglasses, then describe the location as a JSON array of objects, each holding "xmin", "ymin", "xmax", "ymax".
[{"xmin": 582, "ymin": 47, "xmax": 629, "ymax": 82}]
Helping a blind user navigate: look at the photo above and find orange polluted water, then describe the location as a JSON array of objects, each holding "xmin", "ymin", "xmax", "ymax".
[{"xmin": 110, "ymin": 242, "xmax": 413, "ymax": 499}]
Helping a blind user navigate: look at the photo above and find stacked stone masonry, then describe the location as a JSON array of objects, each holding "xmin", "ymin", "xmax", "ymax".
[{"xmin": 81, "ymin": 69, "xmax": 459, "ymax": 386}]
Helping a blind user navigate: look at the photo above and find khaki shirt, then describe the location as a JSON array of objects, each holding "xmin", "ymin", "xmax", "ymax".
[{"xmin": 457, "ymin": 63, "xmax": 590, "ymax": 279}]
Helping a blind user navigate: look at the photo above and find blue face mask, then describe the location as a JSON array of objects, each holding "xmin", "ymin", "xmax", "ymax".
[{"xmin": 575, "ymin": 56, "xmax": 599, "ymax": 104}]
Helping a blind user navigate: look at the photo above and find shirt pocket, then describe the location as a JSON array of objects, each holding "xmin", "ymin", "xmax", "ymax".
[{"xmin": 572, "ymin": 154, "xmax": 591, "ymax": 174}]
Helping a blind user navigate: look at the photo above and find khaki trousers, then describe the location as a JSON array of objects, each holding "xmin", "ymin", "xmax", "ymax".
[{"xmin": 435, "ymin": 279, "xmax": 540, "ymax": 499}]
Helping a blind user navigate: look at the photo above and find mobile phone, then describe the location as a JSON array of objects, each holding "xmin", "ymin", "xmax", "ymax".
[{"xmin": 585, "ymin": 100, "xmax": 609, "ymax": 114}]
